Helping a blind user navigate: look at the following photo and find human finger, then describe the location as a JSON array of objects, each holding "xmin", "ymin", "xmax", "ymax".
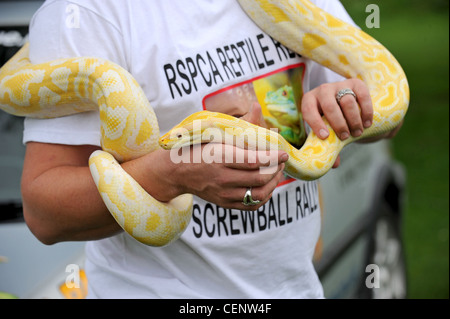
[
  {"xmin": 332, "ymin": 155, "xmax": 341, "ymax": 169},
  {"xmin": 234, "ymin": 168, "xmax": 285, "ymax": 211},
  {"xmin": 316, "ymin": 83, "xmax": 351, "ymax": 140},
  {"xmin": 224, "ymin": 146, "xmax": 289, "ymax": 170},
  {"xmin": 351, "ymin": 78, "xmax": 374, "ymax": 129},
  {"xmin": 239, "ymin": 102, "xmax": 267, "ymax": 128},
  {"xmin": 301, "ymin": 92, "xmax": 330, "ymax": 139},
  {"xmin": 338, "ymin": 89, "xmax": 364, "ymax": 138},
  {"xmin": 209, "ymin": 164, "xmax": 284, "ymax": 210},
  {"xmin": 226, "ymin": 162, "xmax": 285, "ymax": 189}
]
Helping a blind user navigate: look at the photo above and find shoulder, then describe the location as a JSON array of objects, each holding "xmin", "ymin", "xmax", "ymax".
[
  {"xmin": 30, "ymin": 0, "xmax": 129, "ymax": 35},
  {"xmin": 29, "ymin": 0, "xmax": 130, "ymax": 66}
]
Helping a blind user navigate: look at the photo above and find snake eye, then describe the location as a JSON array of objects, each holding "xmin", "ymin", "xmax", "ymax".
[
  {"xmin": 282, "ymin": 90, "xmax": 287, "ymax": 97},
  {"xmin": 177, "ymin": 133, "xmax": 183, "ymax": 139}
]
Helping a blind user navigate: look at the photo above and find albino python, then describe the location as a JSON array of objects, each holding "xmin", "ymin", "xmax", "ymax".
[{"xmin": 0, "ymin": 0, "xmax": 409, "ymax": 246}]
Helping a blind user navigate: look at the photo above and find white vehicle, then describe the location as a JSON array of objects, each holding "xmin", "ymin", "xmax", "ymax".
[{"xmin": 0, "ymin": 0, "xmax": 407, "ymax": 299}]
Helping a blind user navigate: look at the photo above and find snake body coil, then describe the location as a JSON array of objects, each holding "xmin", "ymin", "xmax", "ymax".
[{"xmin": 0, "ymin": 0, "xmax": 409, "ymax": 246}]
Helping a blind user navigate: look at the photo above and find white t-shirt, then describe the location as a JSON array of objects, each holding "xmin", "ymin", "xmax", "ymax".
[{"xmin": 25, "ymin": 0, "xmax": 355, "ymax": 299}]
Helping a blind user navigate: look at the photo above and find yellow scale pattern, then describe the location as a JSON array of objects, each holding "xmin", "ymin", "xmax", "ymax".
[{"xmin": 0, "ymin": 0, "xmax": 409, "ymax": 246}]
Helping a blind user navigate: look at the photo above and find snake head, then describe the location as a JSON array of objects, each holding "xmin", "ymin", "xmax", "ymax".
[
  {"xmin": 159, "ymin": 111, "xmax": 214, "ymax": 150},
  {"xmin": 159, "ymin": 126, "xmax": 200, "ymax": 150}
]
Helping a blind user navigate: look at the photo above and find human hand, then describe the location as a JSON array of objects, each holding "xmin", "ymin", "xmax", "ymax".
[
  {"xmin": 170, "ymin": 144, "xmax": 288, "ymax": 211},
  {"xmin": 301, "ymin": 78, "xmax": 374, "ymax": 141},
  {"xmin": 181, "ymin": 102, "xmax": 287, "ymax": 210},
  {"xmin": 147, "ymin": 101, "xmax": 289, "ymax": 211},
  {"xmin": 301, "ymin": 78, "xmax": 374, "ymax": 168},
  {"xmin": 238, "ymin": 101, "xmax": 268, "ymax": 128}
]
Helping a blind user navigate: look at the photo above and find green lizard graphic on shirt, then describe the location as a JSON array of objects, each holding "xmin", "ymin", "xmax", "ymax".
[{"xmin": 263, "ymin": 85, "xmax": 305, "ymax": 147}]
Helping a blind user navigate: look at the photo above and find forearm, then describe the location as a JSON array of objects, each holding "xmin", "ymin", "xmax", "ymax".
[
  {"xmin": 21, "ymin": 143, "xmax": 181, "ymax": 245},
  {"xmin": 22, "ymin": 165, "xmax": 121, "ymax": 244},
  {"xmin": 22, "ymin": 140, "xmax": 286, "ymax": 245}
]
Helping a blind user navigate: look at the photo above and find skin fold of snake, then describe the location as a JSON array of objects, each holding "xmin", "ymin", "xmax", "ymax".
[{"xmin": 0, "ymin": 0, "xmax": 409, "ymax": 246}]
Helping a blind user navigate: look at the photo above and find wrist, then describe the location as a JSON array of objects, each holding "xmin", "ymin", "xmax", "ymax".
[{"xmin": 122, "ymin": 149, "xmax": 184, "ymax": 202}]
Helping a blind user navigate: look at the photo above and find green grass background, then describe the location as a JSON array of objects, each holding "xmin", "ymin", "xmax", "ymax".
[{"xmin": 340, "ymin": 0, "xmax": 449, "ymax": 299}]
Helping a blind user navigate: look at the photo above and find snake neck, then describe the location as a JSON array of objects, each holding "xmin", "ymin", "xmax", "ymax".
[{"xmin": 161, "ymin": 110, "xmax": 351, "ymax": 181}]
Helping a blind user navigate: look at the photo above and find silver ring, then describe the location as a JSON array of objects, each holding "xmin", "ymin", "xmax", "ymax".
[
  {"xmin": 243, "ymin": 188, "xmax": 261, "ymax": 206},
  {"xmin": 336, "ymin": 88, "xmax": 357, "ymax": 105}
]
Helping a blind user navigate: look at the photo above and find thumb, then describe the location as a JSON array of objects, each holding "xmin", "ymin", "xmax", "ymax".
[{"xmin": 240, "ymin": 102, "xmax": 267, "ymax": 127}]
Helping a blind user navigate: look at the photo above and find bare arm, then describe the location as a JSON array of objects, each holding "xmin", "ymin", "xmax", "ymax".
[
  {"xmin": 22, "ymin": 108, "xmax": 287, "ymax": 245},
  {"xmin": 21, "ymin": 143, "xmax": 121, "ymax": 244},
  {"xmin": 21, "ymin": 143, "xmax": 194, "ymax": 244}
]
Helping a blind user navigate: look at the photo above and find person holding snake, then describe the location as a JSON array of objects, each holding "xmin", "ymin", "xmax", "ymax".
[{"xmin": 0, "ymin": 0, "xmax": 407, "ymax": 298}]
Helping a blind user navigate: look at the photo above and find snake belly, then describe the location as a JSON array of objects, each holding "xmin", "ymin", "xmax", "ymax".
[{"xmin": 0, "ymin": 0, "xmax": 409, "ymax": 246}]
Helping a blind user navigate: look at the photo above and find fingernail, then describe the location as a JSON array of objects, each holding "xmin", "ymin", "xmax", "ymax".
[
  {"xmin": 364, "ymin": 120, "xmax": 372, "ymax": 128},
  {"xmin": 353, "ymin": 129, "xmax": 363, "ymax": 137},
  {"xmin": 341, "ymin": 132, "xmax": 350, "ymax": 140},
  {"xmin": 319, "ymin": 129, "xmax": 329, "ymax": 139},
  {"xmin": 281, "ymin": 153, "xmax": 289, "ymax": 162}
]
